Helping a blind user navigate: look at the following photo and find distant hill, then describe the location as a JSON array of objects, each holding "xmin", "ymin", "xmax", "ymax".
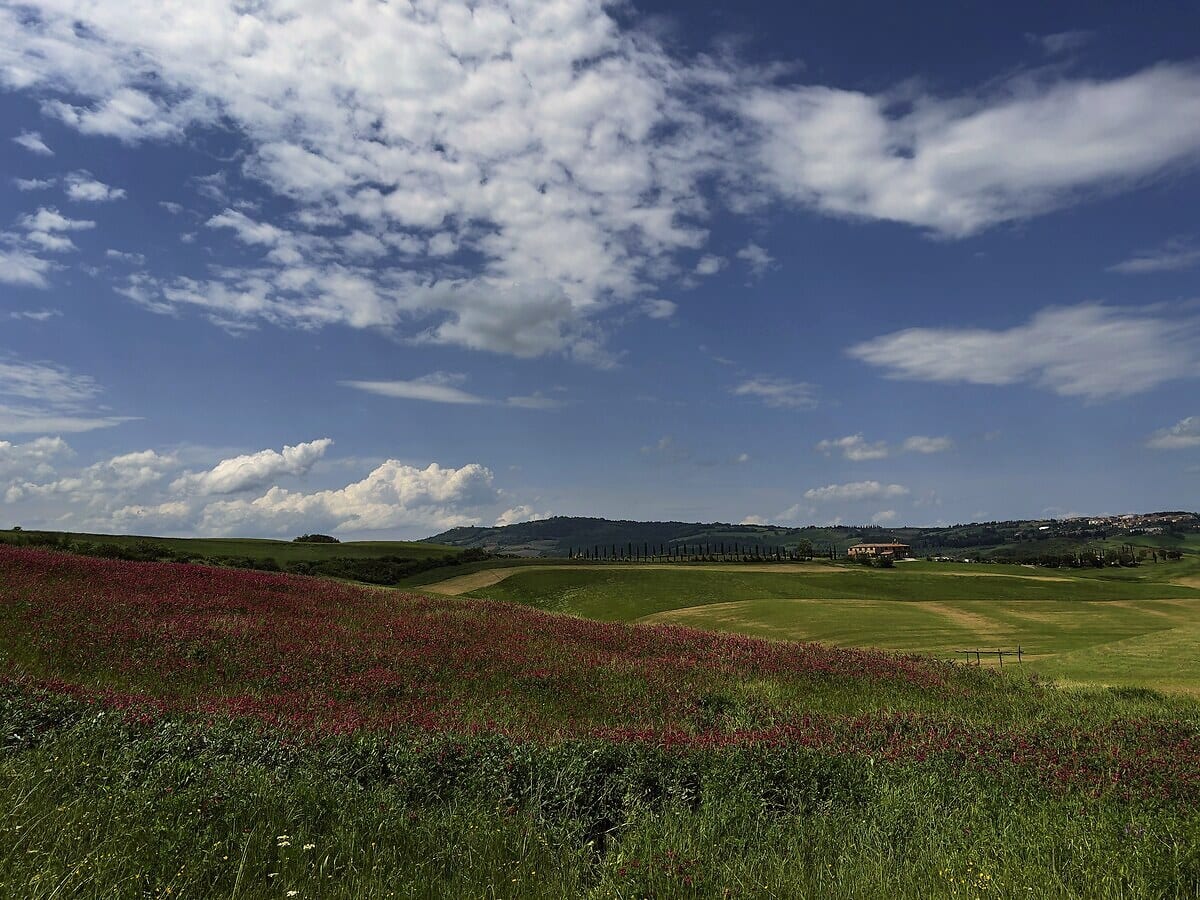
[{"xmin": 430, "ymin": 512, "xmax": 1200, "ymax": 559}]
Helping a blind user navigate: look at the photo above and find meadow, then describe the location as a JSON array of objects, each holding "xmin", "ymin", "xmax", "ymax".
[
  {"xmin": 0, "ymin": 528, "xmax": 456, "ymax": 564},
  {"xmin": 1, "ymin": 547, "xmax": 1198, "ymax": 896},
  {"xmin": 456, "ymin": 561, "xmax": 1200, "ymax": 693}
]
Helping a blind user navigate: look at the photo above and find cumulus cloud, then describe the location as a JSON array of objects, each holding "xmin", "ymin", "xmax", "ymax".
[
  {"xmin": 732, "ymin": 377, "xmax": 818, "ymax": 409},
  {"xmin": 64, "ymin": 171, "xmax": 127, "ymax": 202},
  {"xmin": 804, "ymin": 481, "xmax": 909, "ymax": 502},
  {"xmin": 7, "ymin": 448, "xmax": 177, "ymax": 503},
  {"xmin": 495, "ymin": 505, "xmax": 552, "ymax": 527},
  {"xmin": 12, "ymin": 131, "xmax": 53, "ymax": 155},
  {"xmin": 1146, "ymin": 417, "xmax": 1200, "ymax": 450},
  {"xmin": 18, "ymin": 207, "xmax": 95, "ymax": 253},
  {"xmin": 743, "ymin": 63, "xmax": 1200, "ymax": 237},
  {"xmin": 848, "ymin": 303, "xmax": 1200, "ymax": 401},
  {"xmin": 0, "ymin": 436, "xmax": 71, "ymax": 479},
  {"xmin": 15, "ymin": 177, "xmax": 54, "ymax": 191},
  {"xmin": 694, "ymin": 254, "xmax": 725, "ymax": 276},
  {"xmin": 816, "ymin": 434, "xmax": 888, "ymax": 461},
  {"xmin": 871, "ymin": 509, "xmax": 898, "ymax": 524},
  {"xmin": 341, "ymin": 373, "xmax": 485, "ymax": 406},
  {"xmin": 170, "ymin": 438, "xmax": 333, "ymax": 495},
  {"xmin": 0, "ymin": 1, "xmax": 729, "ymax": 358},
  {"xmin": 198, "ymin": 460, "xmax": 499, "ymax": 535},
  {"xmin": 4, "ymin": 4, "xmax": 1197, "ymax": 359},
  {"xmin": 1109, "ymin": 237, "xmax": 1200, "ymax": 274}
]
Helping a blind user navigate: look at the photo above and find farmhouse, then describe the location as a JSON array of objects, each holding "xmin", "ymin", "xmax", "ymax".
[{"xmin": 847, "ymin": 542, "xmax": 911, "ymax": 559}]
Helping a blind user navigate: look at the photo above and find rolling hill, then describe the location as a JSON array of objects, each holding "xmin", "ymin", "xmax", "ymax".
[{"xmin": 430, "ymin": 512, "xmax": 1200, "ymax": 560}]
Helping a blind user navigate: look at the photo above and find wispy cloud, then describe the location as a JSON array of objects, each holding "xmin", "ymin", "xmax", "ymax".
[
  {"xmin": 0, "ymin": 357, "xmax": 133, "ymax": 434},
  {"xmin": 1109, "ymin": 237, "xmax": 1200, "ymax": 274},
  {"xmin": 848, "ymin": 303, "xmax": 1200, "ymax": 401},
  {"xmin": 816, "ymin": 434, "xmax": 888, "ymax": 461},
  {"xmin": 744, "ymin": 63, "xmax": 1200, "ymax": 237},
  {"xmin": 1146, "ymin": 417, "xmax": 1200, "ymax": 450},
  {"xmin": 341, "ymin": 373, "xmax": 486, "ymax": 406},
  {"xmin": 12, "ymin": 131, "xmax": 53, "ymax": 156},
  {"xmin": 733, "ymin": 377, "xmax": 819, "ymax": 409},
  {"xmin": 1026, "ymin": 30, "xmax": 1094, "ymax": 55}
]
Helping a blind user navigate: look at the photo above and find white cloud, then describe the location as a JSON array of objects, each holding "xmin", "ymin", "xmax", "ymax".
[
  {"xmin": 871, "ymin": 509, "xmax": 898, "ymax": 525},
  {"xmin": 902, "ymin": 435, "xmax": 954, "ymax": 454},
  {"xmin": 0, "ymin": 1, "xmax": 727, "ymax": 358},
  {"xmin": 105, "ymin": 249, "xmax": 145, "ymax": 265},
  {"xmin": 0, "ymin": 357, "xmax": 132, "ymax": 434},
  {"xmin": 0, "ymin": 248, "xmax": 53, "ymax": 288},
  {"xmin": 198, "ymin": 460, "xmax": 499, "ymax": 535},
  {"xmin": 694, "ymin": 254, "xmax": 725, "ymax": 276},
  {"xmin": 736, "ymin": 242, "xmax": 774, "ymax": 277},
  {"xmin": 505, "ymin": 392, "xmax": 562, "ymax": 410},
  {"xmin": 0, "ymin": 357, "xmax": 99, "ymax": 406},
  {"xmin": 642, "ymin": 299, "xmax": 677, "ymax": 320},
  {"xmin": 8, "ymin": 448, "xmax": 177, "ymax": 502},
  {"xmin": 1029, "ymin": 30, "xmax": 1094, "ymax": 55},
  {"xmin": 1109, "ymin": 237, "xmax": 1200, "ymax": 274},
  {"xmin": 170, "ymin": 438, "xmax": 333, "ymax": 496},
  {"xmin": 64, "ymin": 171, "xmax": 126, "ymax": 202},
  {"xmin": 108, "ymin": 500, "xmax": 193, "ymax": 528},
  {"xmin": 495, "ymin": 505, "xmax": 552, "ymax": 526},
  {"xmin": 804, "ymin": 481, "xmax": 909, "ymax": 502},
  {"xmin": 848, "ymin": 303, "xmax": 1200, "ymax": 401},
  {"xmin": 341, "ymin": 373, "xmax": 486, "ymax": 406},
  {"xmin": 743, "ymin": 63, "xmax": 1200, "ymax": 237},
  {"xmin": 733, "ymin": 377, "xmax": 818, "ymax": 409},
  {"xmin": 18, "ymin": 206, "xmax": 95, "ymax": 253},
  {"xmin": 12, "ymin": 131, "xmax": 53, "ymax": 155},
  {"xmin": 8, "ymin": 309, "xmax": 61, "ymax": 321},
  {"xmin": 816, "ymin": 433, "xmax": 888, "ymax": 461},
  {"xmin": 15, "ymin": 177, "xmax": 54, "ymax": 191},
  {"xmin": 5, "ymin": 4, "xmax": 1197, "ymax": 361},
  {"xmin": 1146, "ymin": 417, "xmax": 1200, "ymax": 450},
  {"xmin": 0, "ymin": 436, "xmax": 71, "ymax": 479}
]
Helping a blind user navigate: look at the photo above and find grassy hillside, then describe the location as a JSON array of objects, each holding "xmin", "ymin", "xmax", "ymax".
[
  {"xmin": 0, "ymin": 528, "xmax": 456, "ymax": 564},
  {"xmin": 1, "ymin": 547, "xmax": 1198, "ymax": 896},
  {"xmin": 430, "ymin": 512, "xmax": 1200, "ymax": 561},
  {"xmin": 463, "ymin": 561, "xmax": 1200, "ymax": 692}
]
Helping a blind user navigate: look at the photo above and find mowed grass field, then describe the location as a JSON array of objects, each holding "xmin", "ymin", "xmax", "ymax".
[{"xmin": 455, "ymin": 560, "xmax": 1200, "ymax": 693}]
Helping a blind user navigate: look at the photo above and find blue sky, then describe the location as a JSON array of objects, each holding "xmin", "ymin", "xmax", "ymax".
[{"xmin": 1, "ymin": 0, "xmax": 1199, "ymax": 538}]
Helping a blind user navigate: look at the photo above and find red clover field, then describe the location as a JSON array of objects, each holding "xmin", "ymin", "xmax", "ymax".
[{"xmin": 2, "ymin": 546, "xmax": 1199, "ymax": 897}]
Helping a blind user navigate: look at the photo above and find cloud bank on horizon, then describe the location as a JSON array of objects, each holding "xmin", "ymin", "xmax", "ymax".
[{"xmin": 2, "ymin": 0, "xmax": 1199, "ymax": 536}]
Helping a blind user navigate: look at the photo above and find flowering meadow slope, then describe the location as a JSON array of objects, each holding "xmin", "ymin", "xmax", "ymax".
[
  {"xmin": 2, "ymin": 547, "xmax": 1199, "ymax": 897},
  {"xmin": 1, "ymin": 546, "xmax": 1197, "ymax": 805}
]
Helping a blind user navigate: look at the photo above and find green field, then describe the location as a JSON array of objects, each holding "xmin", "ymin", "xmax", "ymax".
[
  {"xmin": 2, "ymin": 547, "xmax": 1199, "ymax": 897},
  {"xmin": 461, "ymin": 560, "xmax": 1200, "ymax": 693},
  {"xmin": 0, "ymin": 529, "xmax": 456, "ymax": 563}
]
